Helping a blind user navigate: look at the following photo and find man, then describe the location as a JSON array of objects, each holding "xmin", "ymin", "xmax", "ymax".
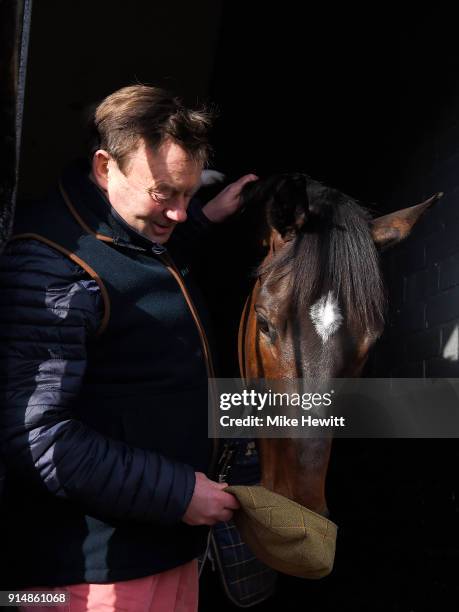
[{"xmin": 0, "ymin": 85, "xmax": 257, "ymax": 611}]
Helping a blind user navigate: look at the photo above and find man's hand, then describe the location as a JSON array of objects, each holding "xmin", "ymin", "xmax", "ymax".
[
  {"xmin": 202, "ymin": 174, "xmax": 259, "ymax": 223},
  {"xmin": 182, "ymin": 472, "xmax": 240, "ymax": 526}
]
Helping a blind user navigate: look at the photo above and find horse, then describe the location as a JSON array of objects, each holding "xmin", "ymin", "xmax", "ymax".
[{"xmin": 237, "ymin": 173, "xmax": 440, "ymax": 517}]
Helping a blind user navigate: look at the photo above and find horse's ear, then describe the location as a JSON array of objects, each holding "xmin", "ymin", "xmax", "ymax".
[
  {"xmin": 266, "ymin": 175, "xmax": 310, "ymax": 239},
  {"xmin": 371, "ymin": 192, "xmax": 443, "ymax": 250},
  {"xmin": 241, "ymin": 174, "xmax": 311, "ymax": 243}
]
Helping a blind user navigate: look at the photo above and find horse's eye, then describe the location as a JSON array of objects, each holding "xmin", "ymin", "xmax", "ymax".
[{"xmin": 256, "ymin": 314, "xmax": 271, "ymax": 336}]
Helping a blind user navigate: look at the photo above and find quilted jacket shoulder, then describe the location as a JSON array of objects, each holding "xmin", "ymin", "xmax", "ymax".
[{"xmin": 0, "ymin": 237, "xmax": 195, "ymax": 524}]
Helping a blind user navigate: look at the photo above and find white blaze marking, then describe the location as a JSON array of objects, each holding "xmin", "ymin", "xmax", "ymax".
[{"xmin": 310, "ymin": 291, "xmax": 343, "ymax": 343}]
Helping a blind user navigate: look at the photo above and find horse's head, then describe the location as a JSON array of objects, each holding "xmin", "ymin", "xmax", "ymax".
[{"xmin": 238, "ymin": 173, "xmax": 440, "ymax": 514}]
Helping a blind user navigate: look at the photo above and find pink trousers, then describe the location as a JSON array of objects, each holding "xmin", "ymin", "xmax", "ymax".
[{"xmin": 19, "ymin": 559, "xmax": 198, "ymax": 612}]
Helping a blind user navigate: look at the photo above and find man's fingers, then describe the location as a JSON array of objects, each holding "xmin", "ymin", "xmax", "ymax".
[
  {"xmin": 240, "ymin": 173, "xmax": 259, "ymax": 183},
  {"xmin": 219, "ymin": 490, "xmax": 241, "ymax": 510},
  {"xmin": 225, "ymin": 496, "xmax": 241, "ymax": 511},
  {"xmin": 228, "ymin": 174, "xmax": 259, "ymax": 204},
  {"xmin": 218, "ymin": 509, "xmax": 235, "ymax": 523},
  {"xmin": 183, "ymin": 473, "xmax": 242, "ymax": 526},
  {"xmin": 213, "ymin": 483, "xmax": 241, "ymax": 510},
  {"xmin": 232, "ymin": 173, "xmax": 259, "ymax": 189}
]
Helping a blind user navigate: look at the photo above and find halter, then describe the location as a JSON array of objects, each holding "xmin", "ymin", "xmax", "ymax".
[{"xmin": 237, "ymin": 231, "xmax": 280, "ymax": 382}]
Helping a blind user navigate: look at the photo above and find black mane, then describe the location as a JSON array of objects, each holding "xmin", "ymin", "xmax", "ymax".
[{"xmin": 242, "ymin": 174, "xmax": 385, "ymax": 331}]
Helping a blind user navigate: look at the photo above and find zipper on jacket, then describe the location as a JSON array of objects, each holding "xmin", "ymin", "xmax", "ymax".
[{"xmin": 158, "ymin": 251, "xmax": 220, "ymax": 478}]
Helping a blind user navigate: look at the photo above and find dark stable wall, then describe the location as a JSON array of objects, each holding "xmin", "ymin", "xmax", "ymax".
[
  {"xmin": 18, "ymin": 0, "xmax": 223, "ymax": 197},
  {"xmin": 196, "ymin": 5, "xmax": 459, "ymax": 612}
]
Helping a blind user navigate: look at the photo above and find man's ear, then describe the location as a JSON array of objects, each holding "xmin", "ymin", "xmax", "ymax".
[
  {"xmin": 371, "ymin": 192, "xmax": 443, "ymax": 250},
  {"xmin": 91, "ymin": 150, "xmax": 110, "ymax": 192}
]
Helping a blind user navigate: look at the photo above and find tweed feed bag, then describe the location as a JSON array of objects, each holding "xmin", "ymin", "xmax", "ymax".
[{"xmin": 226, "ymin": 485, "xmax": 338, "ymax": 579}]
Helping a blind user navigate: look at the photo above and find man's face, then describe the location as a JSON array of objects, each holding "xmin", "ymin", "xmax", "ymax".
[{"xmin": 101, "ymin": 138, "xmax": 203, "ymax": 244}]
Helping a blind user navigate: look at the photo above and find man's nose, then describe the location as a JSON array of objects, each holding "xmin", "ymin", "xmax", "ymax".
[{"xmin": 164, "ymin": 198, "xmax": 188, "ymax": 223}]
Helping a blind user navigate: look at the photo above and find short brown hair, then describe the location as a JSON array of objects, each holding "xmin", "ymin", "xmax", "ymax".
[{"xmin": 89, "ymin": 85, "xmax": 213, "ymax": 172}]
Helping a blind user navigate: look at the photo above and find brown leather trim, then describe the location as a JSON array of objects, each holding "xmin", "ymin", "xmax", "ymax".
[
  {"xmin": 238, "ymin": 292, "xmax": 252, "ymax": 382},
  {"xmin": 59, "ymin": 181, "xmax": 114, "ymax": 243},
  {"xmin": 239, "ymin": 237, "xmax": 277, "ymax": 378},
  {"xmin": 159, "ymin": 253, "xmax": 216, "ymax": 379},
  {"xmin": 10, "ymin": 233, "xmax": 111, "ymax": 335},
  {"xmin": 159, "ymin": 252, "xmax": 220, "ymax": 475}
]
